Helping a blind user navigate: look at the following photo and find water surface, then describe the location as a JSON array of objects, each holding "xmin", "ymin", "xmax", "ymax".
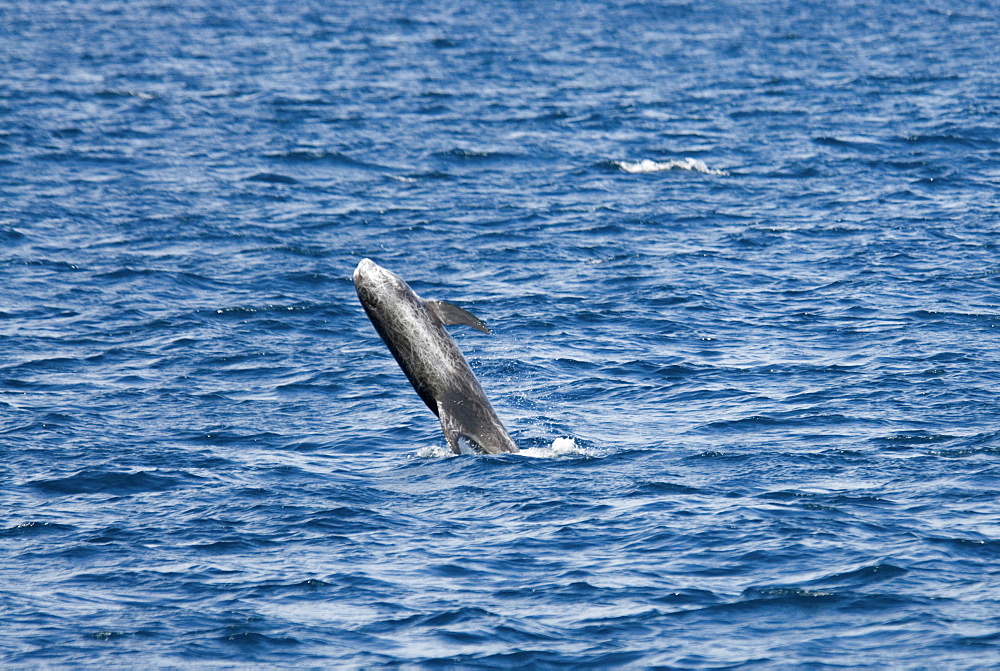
[{"xmin": 2, "ymin": 0, "xmax": 999, "ymax": 666}]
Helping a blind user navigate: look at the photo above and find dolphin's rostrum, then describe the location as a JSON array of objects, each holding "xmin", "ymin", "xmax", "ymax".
[{"xmin": 353, "ymin": 258, "xmax": 518, "ymax": 454}]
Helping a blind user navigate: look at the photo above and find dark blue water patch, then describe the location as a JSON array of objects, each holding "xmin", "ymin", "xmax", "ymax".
[
  {"xmin": 432, "ymin": 148, "xmax": 533, "ymax": 171},
  {"xmin": 927, "ymin": 537, "xmax": 1000, "ymax": 560},
  {"xmin": 296, "ymin": 507, "xmax": 402, "ymax": 535},
  {"xmin": 812, "ymin": 135, "xmax": 887, "ymax": 153},
  {"xmin": 239, "ymin": 244, "xmax": 331, "ymax": 259},
  {"xmin": 0, "ymin": 521, "xmax": 76, "ymax": 538},
  {"xmin": 245, "ymin": 172, "xmax": 298, "ymax": 185},
  {"xmin": 192, "ymin": 538, "xmax": 282, "ymax": 554},
  {"xmin": 898, "ymin": 132, "xmax": 999, "ymax": 150},
  {"xmin": 362, "ymin": 605, "xmax": 495, "ymax": 635},
  {"xmin": 626, "ymin": 480, "xmax": 702, "ymax": 497},
  {"xmin": 262, "ymin": 150, "xmax": 382, "ymax": 167},
  {"xmin": 874, "ymin": 431, "xmax": 962, "ymax": 449},
  {"xmin": 218, "ymin": 629, "xmax": 301, "ymax": 649},
  {"xmin": 27, "ymin": 469, "xmax": 196, "ymax": 496},
  {"xmin": 0, "ymin": 226, "xmax": 27, "ymax": 244}
]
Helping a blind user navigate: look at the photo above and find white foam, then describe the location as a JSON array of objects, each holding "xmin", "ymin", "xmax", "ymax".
[
  {"xmin": 615, "ymin": 158, "xmax": 728, "ymax": 176},
  {"xmin": 518, "ymin": 436, "xmax": 601, "ymax": 459},
  {"xmin": 413, "ymin": 444, "xmax": 456, "ymax": 458},
  {"xmin": 552, "ymin": 436, "xmax": 581, "ymax": 453},
  {"xmin": 412, "ymin": 436, "xmax": 598, "ymax": 459}
]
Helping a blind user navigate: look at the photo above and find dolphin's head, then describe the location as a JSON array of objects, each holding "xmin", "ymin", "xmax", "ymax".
[
  {"xmin": 353, "ymin": 257, "xmax": 380, "ymax": 284},
  {"xmin": 354, "ymin": 257, "xmax": 402, "ymax": 289},
  {"xmin": 353, "ymin": 258, "xmax": 414, "ymax": 311}
]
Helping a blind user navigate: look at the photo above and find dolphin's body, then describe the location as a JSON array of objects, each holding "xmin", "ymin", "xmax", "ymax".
[{"xmin": 353, "ymin": 258, "xmax": 518, "ymax": 454}]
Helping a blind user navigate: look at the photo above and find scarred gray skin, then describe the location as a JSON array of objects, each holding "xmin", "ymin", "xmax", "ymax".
[{"xmin": 353, "ymin": 258, "xmax": 518, "ymax": 454}]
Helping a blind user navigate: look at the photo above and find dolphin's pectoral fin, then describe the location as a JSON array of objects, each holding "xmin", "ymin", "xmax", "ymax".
[
  {"xmin": 426, "ymin": 300, "xmax": 490, "ymax": 334},
  {"xmin": 438, "ymin": 401, "xmax": 464, "ymax": 454}
]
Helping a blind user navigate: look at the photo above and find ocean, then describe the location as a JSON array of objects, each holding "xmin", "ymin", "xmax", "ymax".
[{"xmin": 2, "ymin": 0, "xmax": 999, "ymax": 666}]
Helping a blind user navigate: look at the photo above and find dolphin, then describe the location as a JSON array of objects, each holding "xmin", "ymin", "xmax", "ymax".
[{"xmin": 353, "ymin": 258, "xmax": 518, "ymax": 454}]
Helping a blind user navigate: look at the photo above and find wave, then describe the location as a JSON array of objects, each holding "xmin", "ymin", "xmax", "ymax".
[
  {"xmin": 245, "ymin": 172, "xmax": 298, "ymax": 184},
  {"xmin": 613, "ymin": 158, "xmax": 729, "ymax": 176}
]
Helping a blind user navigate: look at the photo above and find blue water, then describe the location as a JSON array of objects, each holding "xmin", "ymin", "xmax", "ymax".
[{"xmin": 3, "ymin": 0, "xmax": 1000, "ymax": 666}]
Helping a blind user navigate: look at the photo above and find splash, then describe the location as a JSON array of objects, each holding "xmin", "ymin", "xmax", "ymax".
[
  {"xmin": 615, "ymin": 158, "xmax": 728, "ymax": 176},
  {"xmin": 519, "ymin": 436, "xmax": 600, "ymax": 458},
  {"xmin": 414, "ymin": 444, "xmax": 457, "ymax": 458},
  {"xmin": 413, "ymin": 436, "xmax": 598, "ymax": 458}
]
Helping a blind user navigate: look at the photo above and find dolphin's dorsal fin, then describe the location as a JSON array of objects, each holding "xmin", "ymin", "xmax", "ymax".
[{"xmin": 426, "ymin": 300, "xmax": 490, "ymax": 334}]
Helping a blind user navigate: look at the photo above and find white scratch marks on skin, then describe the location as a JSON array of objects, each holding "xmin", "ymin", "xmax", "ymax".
[
  {"xmin": 355, "ymin": 260, "xmax": 461, "ymax": 392},
  {"xmin": 354, "ymin": 258, "xmax": 518, "ymax": 454}
]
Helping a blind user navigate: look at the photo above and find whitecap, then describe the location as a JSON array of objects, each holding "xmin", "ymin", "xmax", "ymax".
[
  {"xmin": 518, "ymin": 436, "xmax": 601, "ymax": 458},
  {"xmin": 615, "ymin": 157, "xmax": 728, "ymax": 176},
  {"xmin": 412, "ymin": 436, "xmax": 598, "ymax": 458},
  {"xmin": 413, "ymin": 444, "xmax": 456, "ymax": 458}
]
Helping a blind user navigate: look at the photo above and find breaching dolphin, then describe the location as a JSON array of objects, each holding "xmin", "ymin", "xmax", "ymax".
[{"xmin": 353, "ymin": 258, "xmax": 518, "ymax": 454}]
